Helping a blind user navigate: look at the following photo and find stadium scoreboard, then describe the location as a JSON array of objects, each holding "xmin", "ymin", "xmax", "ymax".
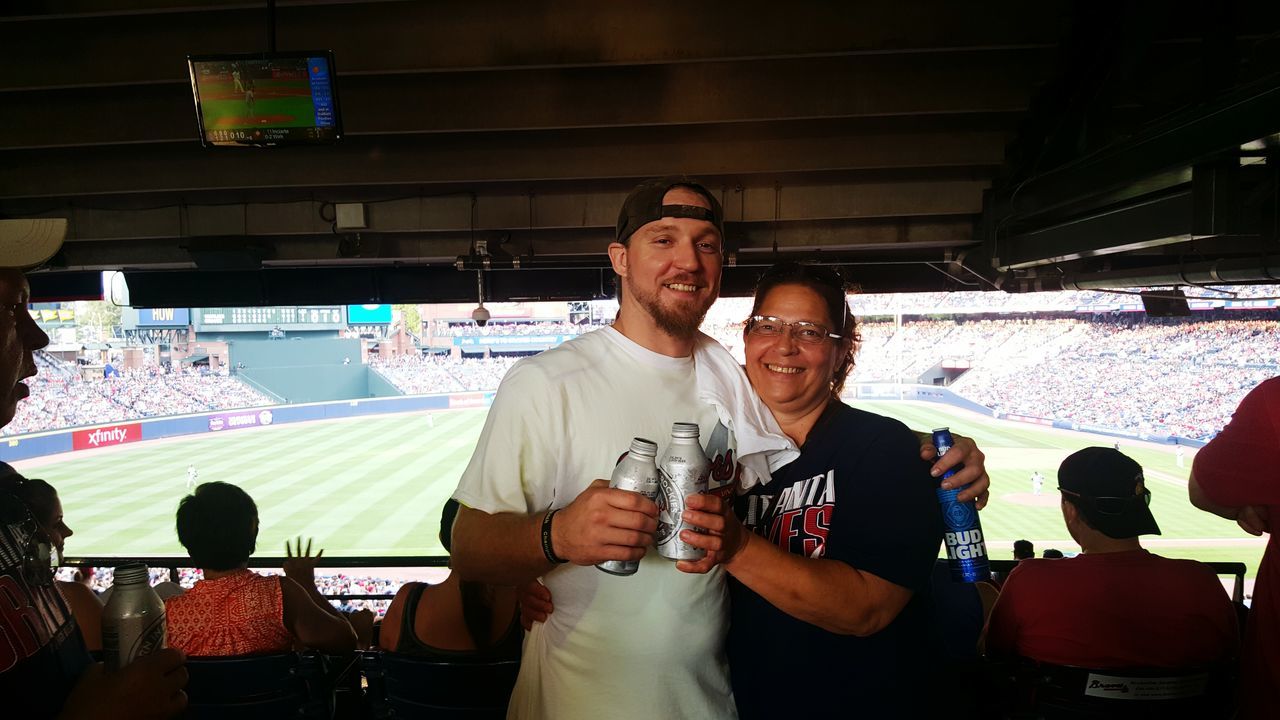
[{"xmin": 194, "ymin": 306, "xmax": 346, "ymax": 332}]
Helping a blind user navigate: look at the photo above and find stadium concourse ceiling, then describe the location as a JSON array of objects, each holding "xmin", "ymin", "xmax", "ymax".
[{"xmin": 3, "ymin": 1, "xmax": 1280, "ymax": 305}]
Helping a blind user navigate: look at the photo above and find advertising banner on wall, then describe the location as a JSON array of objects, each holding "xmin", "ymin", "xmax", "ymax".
[
  {"xmin": 448, "ymin": 393, "xmax": 496, "ymax": 409},
  {"xmin": 208, "ymin": 409, "xmax": 275, "ymax": 432},
  {"xmin": 72, "ymin": 423, "xmax": 142, "ymax": 450}
]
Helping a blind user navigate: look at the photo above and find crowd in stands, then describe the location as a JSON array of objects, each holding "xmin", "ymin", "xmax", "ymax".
[
  {"xmin": 55, "ymin": 565, "xmax": 403, "ymax": 618},
  {"xmin": 948, "ymin": 317, "xmax": 1278, "ymax": 439},
  {"xmin": 433, "ymin": 320, "xmax": 591, "ymax": 336},
  {"xmin": 10, "ymin": 297, "xmax": 1276, "ymax": 443},
  {"xmin": 3, "ymin": 354, "xmax": 272, "ymax": 436},
  {"xmin": 371, "ymin": 354, "xmax": 519, "ymax": 395}
]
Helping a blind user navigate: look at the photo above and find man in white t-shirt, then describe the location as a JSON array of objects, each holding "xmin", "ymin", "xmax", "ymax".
[{"xmin": 451, "ymin": 178, "xmax": 990, "ymax": 720}]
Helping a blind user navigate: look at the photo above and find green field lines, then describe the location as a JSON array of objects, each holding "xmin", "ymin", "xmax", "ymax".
[
  {"xmin": 20, "ymin": 401, "xmax": 1266, "ymax": 577},
  {"xmin": 22, "ymin": 411, "xmax": 488, "ymax": 559}
]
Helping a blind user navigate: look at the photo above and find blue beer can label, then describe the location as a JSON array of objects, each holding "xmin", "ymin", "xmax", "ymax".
[{"xmin": 933, "ymin": 428, "xmax": 991, "ymax": 582}]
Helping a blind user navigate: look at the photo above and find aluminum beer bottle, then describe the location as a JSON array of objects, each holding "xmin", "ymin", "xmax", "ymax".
[
  {"xmin": 102, "ymin": 563, "xmax": 167, "ymax": 671},
  {"xmin": 656, "ymin": 422, "xmax": 710, "ymax": 561},
  {"xmin": 932, "ymin": 428, "xmax": 991, "ymax": 582},
  {"xmin": 598, "ymin": 437, "xmax": 662, "ymax": 576}
]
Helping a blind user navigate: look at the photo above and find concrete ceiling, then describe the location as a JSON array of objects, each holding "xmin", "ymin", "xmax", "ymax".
[{"xmin": 2, "ymin": 1, "xmax": 1278, "ymax": 304}]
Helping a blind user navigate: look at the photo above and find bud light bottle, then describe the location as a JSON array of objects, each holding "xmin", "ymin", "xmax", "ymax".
[
  {"xmin": 598, "ymin": 437, "xmax": 662, "ymax": 576},
  {"xmin": 102, "ymin": 563, "xmax": 167, "ymax": 671},
  {"xmin": 657, "ymin": 423, "xmax": 710, "ymax": 561},
  {"xmin": 932, "ymin": 428, "xmax": 991, "ymax": 582}
]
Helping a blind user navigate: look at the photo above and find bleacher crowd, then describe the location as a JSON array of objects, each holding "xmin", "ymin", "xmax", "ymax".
[
  {"xmin": 3, "ymin": 355, "xmax": 272, "ymax": 436},
  {"xmin": 12, "ymin": 310, "xmax": 1271, "ymax": 442}
]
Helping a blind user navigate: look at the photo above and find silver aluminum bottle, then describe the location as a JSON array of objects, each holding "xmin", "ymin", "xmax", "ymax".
[
  {"xmin": 102, "ymin": 563, "xmax": 167, "ymax": 671},
  {"xmin": 597, "ymin": 437, "xmax": 662, "ymax": 576},
  {"xmin": 656, "ymin": 422, "xmax": 710, "ymax": 561}
]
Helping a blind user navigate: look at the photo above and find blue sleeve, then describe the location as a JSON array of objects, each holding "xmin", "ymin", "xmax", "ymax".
[{"xmin": 823, "ymin": 417, "xmax": 942, "ymax": 593}]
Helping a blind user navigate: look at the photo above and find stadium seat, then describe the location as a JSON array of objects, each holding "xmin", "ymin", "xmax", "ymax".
[
  {"xmin": 362, "ymin": 651, "xmax": 519, "ymax": 720},
  {"xmin": 183, "ymin": 652, "xmax": 332, "ymax": 720},
  {"xmin": 1000, "ymin": 658, "xmax": 1236, "ymax": 719}
]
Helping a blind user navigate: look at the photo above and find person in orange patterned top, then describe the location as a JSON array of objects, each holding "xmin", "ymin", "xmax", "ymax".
[{"xmin": 165, "ymin": 482, "xmax": 356, "ymax": 656}]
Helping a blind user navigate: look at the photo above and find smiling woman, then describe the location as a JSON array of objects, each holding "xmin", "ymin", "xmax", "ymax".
[
  {"xmin": 683, "ymin": 261, "xmax": 945, "ymax": 719},
  {"xmin": 742, "ymin": 263, "xmax": 861, "ymax": 445}
]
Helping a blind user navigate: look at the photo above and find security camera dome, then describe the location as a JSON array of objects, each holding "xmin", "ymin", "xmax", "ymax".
[{"xmin": 472, "ymin": 306, "xmax": 491, "ymax": 327}]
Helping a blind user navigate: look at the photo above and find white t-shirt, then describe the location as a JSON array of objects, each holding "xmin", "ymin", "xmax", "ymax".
[{"xmin": 454, "ymin": 327, "xmax": 736, "ymax": 720}]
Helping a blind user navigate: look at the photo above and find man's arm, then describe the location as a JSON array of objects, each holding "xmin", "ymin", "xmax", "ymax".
[
  {"xmin": 58, "ymin": 649, "xmax": 189, "ymax": 720},
  {"xmin": 451, "ymin": 480, "xmax": 660, "ymax": 586},
  {"xmin": 1188, "ymin": 470, "xmax": 1239, "ymax": 520},
  {"xmin": 1189, "ymin": 378, "xmax": 1279, "ymax": 535}
]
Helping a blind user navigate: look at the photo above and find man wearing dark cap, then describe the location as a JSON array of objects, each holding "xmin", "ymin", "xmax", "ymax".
[
  {"xmin": 449, "ymin": 179, "xmax": 989, "ymax": 719},
  {"xmin": 0, "ymin": 224, "xmax": 188, "ymax": 719},
  {"xmin": 985, "ymin": 447, "xmax": 1237, "ymax": 669}
]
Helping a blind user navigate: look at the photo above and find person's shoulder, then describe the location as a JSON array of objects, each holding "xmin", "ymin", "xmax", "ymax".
[
  {"xmin": 833, "ymin": 402, "xmax": 918, "ymax": 445},
  {"xmin": 503, "ymin": 329, "xmax": 611, "ymax": 378},
  {"xmin": 1147, "ymin": 553, "xmax": 1225, "ymax": 582},
  {"xmin": 1003, "ymin": 558, "xmax": 1062, "ymax": 585}
]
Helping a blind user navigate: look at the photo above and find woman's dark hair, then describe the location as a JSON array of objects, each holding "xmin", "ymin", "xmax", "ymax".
[
  {"xmin": 176, "ymin": 482, "xmax": 259, "ymax": 571},
  {"xmin": 748, "ymin": 261, "xmax": 862, "ymax": 395},
  {"xmin": 9, "ymin": 477, "xmax": 58, "ymax": 527}
]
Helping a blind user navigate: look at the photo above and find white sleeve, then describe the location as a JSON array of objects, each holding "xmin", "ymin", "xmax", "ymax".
[{"xmin": 451, "ymin": 360, "xmax": 562, "ymax": 514}]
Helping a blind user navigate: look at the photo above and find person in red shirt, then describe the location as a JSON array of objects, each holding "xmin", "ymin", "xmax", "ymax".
[
  {"xmin": 986, "ymin": 447, "xmax": 1238, "ymax": 669},
  {"xmin": 165, "ymin": 482, "xmax": 356, "ymax": 656},
  {"xmin": 1190, "ymin": 377, "xmax": 1279, "ymax": 720}
]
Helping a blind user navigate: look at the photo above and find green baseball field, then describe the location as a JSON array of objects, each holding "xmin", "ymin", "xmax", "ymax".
[
  {"xmin": 196, "ymin": 77, "xmax": 318, "ymax": 130},
  {"xmin": 16, "ymin": 402, "xmax": 1265, "ymax": 578}
]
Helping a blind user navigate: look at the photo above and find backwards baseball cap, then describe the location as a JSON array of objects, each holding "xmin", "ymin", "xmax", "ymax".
[
  {"xmin": 615, "ymin": 177, "xmax": 725, "ymax": 245},
  {"xmin": 1058, "ymin": 447, "xmax": 1161, "ymax": 539},
  {"xmin": 0, "ymin": 219, "xmax": 66, "ymax": 269}
]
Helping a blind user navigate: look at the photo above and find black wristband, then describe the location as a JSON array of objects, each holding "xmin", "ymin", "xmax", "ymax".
[{"xmin": 541, "ymin": 509, "xmax": 567, "ymax": 564}]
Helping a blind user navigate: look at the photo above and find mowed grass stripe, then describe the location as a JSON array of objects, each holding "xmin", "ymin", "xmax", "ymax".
[
  {"xmin": 77, "ymin": 422, "xmax": 367, "ymax": 552},
  {"xmin": 346, "ymin": 413, "xmax": 488, "ymax": 555}
]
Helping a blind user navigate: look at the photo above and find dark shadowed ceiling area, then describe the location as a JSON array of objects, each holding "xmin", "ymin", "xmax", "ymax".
[{"xmin": 2, "ymin": 0, "xmax": 1279, "ymax": 305}]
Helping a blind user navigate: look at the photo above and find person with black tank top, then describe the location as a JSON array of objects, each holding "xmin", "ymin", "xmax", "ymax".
[{"xmin": 379, "ymin": 499, "xmax": 521, "ymax": 659}]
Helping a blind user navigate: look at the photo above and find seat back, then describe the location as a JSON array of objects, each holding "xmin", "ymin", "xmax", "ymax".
[
  {"xmin": 364, "ymin": 651, "xmax": 519, "ymax": 720},
  {"xmin": 1014, "ymin": 660, "xmax": 1236, "ymax": 720},
  {"xmin": 183, "ymin": 652, "xmax": 331, "ymax": 720}
]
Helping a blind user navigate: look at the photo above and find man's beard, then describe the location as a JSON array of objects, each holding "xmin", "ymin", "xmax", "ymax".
[{"xmin": 626, "ymin": 275, "xmax": 711, "ymax": 338}]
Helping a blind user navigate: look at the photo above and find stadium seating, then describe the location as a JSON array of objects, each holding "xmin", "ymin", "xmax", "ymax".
[
  {"xmin": 362, "ymin": 651, "xmax": 520, "ymax": 720},
  {"xmin": 996, "ymin": 659, "xmax": 1236, "ymax": 719},
  {"xmin": 183, "ymin": 652, "xmax": 332, "ymax": 720}
]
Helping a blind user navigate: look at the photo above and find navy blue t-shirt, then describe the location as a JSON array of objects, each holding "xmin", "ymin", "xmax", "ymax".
[{"xmin": 728, "ymin": 402, "xmax": 943, "ymax": 718}]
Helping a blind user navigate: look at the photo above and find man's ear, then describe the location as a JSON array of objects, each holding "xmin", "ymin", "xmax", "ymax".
[
  {"xmin": 607, "ymin": 242, "xmax": 629, "ymax": 277},
  {"xmin": 1061, "ymin": 498, "xmax": 1079, "ymax": 526}
]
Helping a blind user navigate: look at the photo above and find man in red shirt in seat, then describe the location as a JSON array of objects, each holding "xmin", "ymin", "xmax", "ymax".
[{"xmin": 986, "ymin": 447, "xmax": 1238, "ymax": 669}]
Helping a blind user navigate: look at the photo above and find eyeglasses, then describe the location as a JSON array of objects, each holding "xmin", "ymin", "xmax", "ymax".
[
  {"xmin": 746, "ymin": 315, "xmax": 843, "ymax": 344},
  {"xmin": 1058, "ymin": 487, "xmax": 1151, "ymax": 515}
]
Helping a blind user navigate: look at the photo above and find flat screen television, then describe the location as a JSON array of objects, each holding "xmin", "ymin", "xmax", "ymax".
[{"xmin": 187, "ymin": 51, "xmax": 342, "ymax": 147}]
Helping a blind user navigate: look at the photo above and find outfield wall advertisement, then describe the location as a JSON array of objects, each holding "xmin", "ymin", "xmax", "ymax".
[
  {"xmin": 208, "ymin": 409, "xmax": 275, "ymax": 432},
  {"xmin": 72, "ymin": 423, "xmax": 143, "ymax": 451}
]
